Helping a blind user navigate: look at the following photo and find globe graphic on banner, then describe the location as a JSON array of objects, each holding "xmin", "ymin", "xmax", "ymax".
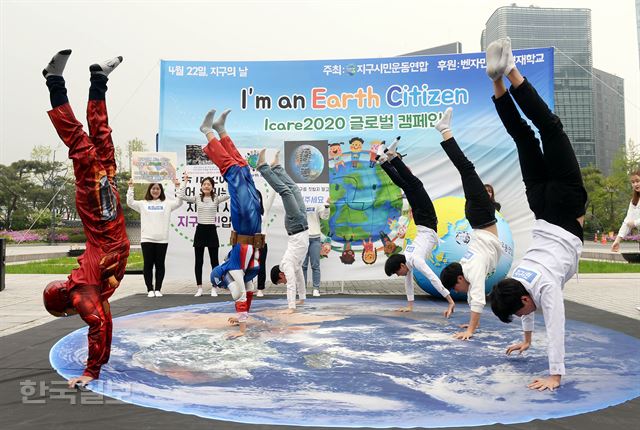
[
  {"xmin": 412, "ymin": 196, "xmax": 514, "ymax": 301},
  {"xmin": 288, "ymin": 144, "xmax": 325, "ymax": 182},
  {"xmin": 328, "ymin": 161, "xmax": 402, "ymax": 242}
]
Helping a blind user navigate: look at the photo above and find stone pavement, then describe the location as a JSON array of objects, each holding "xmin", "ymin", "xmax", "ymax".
[{"xmin": 1, "ymin": 273, "xmax": 638, "ymax": 337}]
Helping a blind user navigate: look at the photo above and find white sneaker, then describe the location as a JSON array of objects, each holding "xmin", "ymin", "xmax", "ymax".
[
  {"xmin": 211, "ymin": 287, "xmax": 218, "ymax": 297},
  {"xmin": 194, "ymin": 287, "xmax": 203, "ymax": 297},
  {"xmin": 154, "ymin": 291, "xmax": 163, "ymax": 297},
  {"xmin": 376, "ymin": 141, "xmax": 388, "ymax": 163},
  {"xmin": 147, "ymin": 291, "xmax": 155, "ymax": 298},
  {"xmin": 386, "ymin": 136, "xmax": 401, "ymax": 158},
  {"xmin": 313, "ymin": 289, "xmax": 320, "ymax": 297},
  {"xmin": 257, "ymin": 290, "xmax": 264, "ymax": 297}
]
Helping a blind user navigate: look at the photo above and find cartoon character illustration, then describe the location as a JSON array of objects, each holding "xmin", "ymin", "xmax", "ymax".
[
  {"xmin": 339, "ymin": 236, "xmax": 356, "ymax": 265},
  {"xmin": 349, "ymin": 137, "xmax": 364, "ymax": 169},
  {"xmin": 397, "ymin": 215, "xmax": 409, "ymax": 239},
  {"xmin": 379, "ymin": 231, "xmax": 401, "ymax": 256},
  {"xmin": 397, "ymin": 224, "xmax": 407, "ymax": 239},
  {"xmin": 320, "ymin": 233, "xmax": 333, "ymax": 258},
  {"xmin": 361, "ymin": 237, "xmax": 377, "ymax": 265},
  {"xmin": 387, "ymin": 215, "xmax": 409, "ymax": 240},
  {"xmin": 369, "ymin": 140, "xmax": 381, "ymax": 168},
  {"xmin": 328, "ymin": 142, "xmax": 346, "ymax": 172},
  {"xmin": 387, "ymin": 217, "xmax": 400, "ymax": 236}
]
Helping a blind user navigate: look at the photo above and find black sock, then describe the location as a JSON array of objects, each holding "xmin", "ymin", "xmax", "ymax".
[
  {"xmin": 46, "ymin": 76, "xmax": 69, "ymax": 108},
  {"xmin": 89, "ymin": 73, "xmax": 108, "ymax": 101}
]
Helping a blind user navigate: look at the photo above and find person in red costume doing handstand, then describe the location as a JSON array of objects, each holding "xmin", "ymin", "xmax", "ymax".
[{"xmin": 41, "ymin": 50, "xmax": 130, "ymax": 388}]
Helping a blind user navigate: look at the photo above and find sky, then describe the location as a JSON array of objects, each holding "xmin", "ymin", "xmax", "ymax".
[{"xmin": 1, "ymin": 0, "xmax": 638, "ymax": 164}]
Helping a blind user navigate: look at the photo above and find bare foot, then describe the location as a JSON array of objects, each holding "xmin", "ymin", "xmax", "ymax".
[
  {"xmin": 280, "ymin": 308, "xmax": 296, "ymax": 314},
  {"xmin": 228, "ymin": 317, "xmax": 239, "ymax": 326},
  {"xmin": 257, "ymin": 148, "xmax": 267, "ymax": 167},
  {"xmin": 271, "ymin": 150, "xmax": 281, "ymax": 167},
  {"xmin": 296, "ymin": 300, "xmax": 305, "ymax": 306}
]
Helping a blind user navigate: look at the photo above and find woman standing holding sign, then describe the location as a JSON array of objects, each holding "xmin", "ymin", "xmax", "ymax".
[{"xmin": 127, "ymin": 178, "xmax": 183, "ymax": 297}]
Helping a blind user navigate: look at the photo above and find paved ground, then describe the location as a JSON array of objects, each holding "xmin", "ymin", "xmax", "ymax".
[{"xmin": 2, "ymin": 272, "xmax": 638, "ymax": 337}]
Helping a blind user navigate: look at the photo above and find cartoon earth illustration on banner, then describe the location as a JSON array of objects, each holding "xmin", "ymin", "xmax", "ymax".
[
  {"xmin": 328, "ymin": 153, "xmax": 402, "ymax": 244},
  {"xmin": 288, "ymin": 144, "xmax": 325, "ymax": 182},
  {"xmin": 50, "ymin": 299, "xmax": 640, "ymax": 428},
  {"xmin": 412, "ymin": 195, "xmax": 514, "ymax": 300}
]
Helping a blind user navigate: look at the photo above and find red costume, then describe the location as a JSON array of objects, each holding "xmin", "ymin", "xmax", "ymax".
[{"xmin": 45, "ymin": 99, "xmax": 129, "ymax": 379}]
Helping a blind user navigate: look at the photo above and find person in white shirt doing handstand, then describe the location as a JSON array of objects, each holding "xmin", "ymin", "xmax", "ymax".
[
  {"xmin": 436, "ymin": 108, "xmax": 503, "ymax": 341},
  {"xmin": 380, "ymin": 137, "xmax": 455, "ymax": 318},
  {"xmin": 487, "ymin": 37, "xmax": 587, "ymax": 391}
]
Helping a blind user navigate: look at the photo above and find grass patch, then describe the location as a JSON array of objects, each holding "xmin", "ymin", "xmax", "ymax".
[
  {"xmin": 7, "ymin": 252, "xmax": 143, "ymax": 274},
  {"xmin": 579, "ymin": 259, "xmax": 640, "ymax": 273}
]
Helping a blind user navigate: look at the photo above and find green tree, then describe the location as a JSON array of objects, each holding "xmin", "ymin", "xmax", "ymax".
[
  {"xmin": 115, "ymin": 139, "xmax": 146, "ymax": 223},
  {"xmin": 28, "ymin": 145, "xmax": 74, "ymax": 240},
  {"xmin": 0, "ymin": 161, "xmax": 43, "ymax": 229},
  {"xmin": 125, "ymin": 138, "xmax": 146, "ymax": 172},
  {"xmin": 581, "ymin": 166, "xmax": 606, "ymax": 236}
]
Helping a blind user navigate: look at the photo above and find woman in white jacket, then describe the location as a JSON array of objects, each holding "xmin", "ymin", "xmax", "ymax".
[
  {"xmin": 128, "ymin": 178, "xmax": 183, "ymax": 297},
  {"xmin": 611, "ymin": 169, "xmax": 640, "ymax": 253}
]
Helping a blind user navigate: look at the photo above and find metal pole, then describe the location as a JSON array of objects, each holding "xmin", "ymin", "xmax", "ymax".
[
  {"xmin": 0, "ymin": 238, "xmax": 5, "ymax": 291},
  {"xmin": 49, "ymin": 150, "xmax": 56, "ymax": 245}
]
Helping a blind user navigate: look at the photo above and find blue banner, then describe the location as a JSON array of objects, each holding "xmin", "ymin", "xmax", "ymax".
[{"xmin": 158, "ymin": 48, "xmax": 554, "ymax": 282}]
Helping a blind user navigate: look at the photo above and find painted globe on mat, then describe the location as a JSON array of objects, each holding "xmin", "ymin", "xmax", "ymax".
[{"xmin": 412, "ymin": 195, "xmax": 514, "ymax": 301}]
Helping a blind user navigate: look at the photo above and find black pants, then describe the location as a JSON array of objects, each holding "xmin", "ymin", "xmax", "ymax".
[
  {"xmin": 194, "ymin": 246, "xmax": 219, "ymax": 285},
  {"xmin": 380, "ymin": 156, "xmax": 437, "ymax": 231},
  {"xmin": 441, "ymin": 137, "xmax": 497, "ymax": 229},
  {"xmin": 493, "ymin": 78, "xmax": 587, "ymax": 241},
  {"xmin": 140, "ymin": 242, "xmax": 169, "ymax": 292},
  {"xmin": 257, "ymin": 242, "xmax": 268, "ymax": 290},
  {"xmin": 46, "ymin": 73, "xmax": 108, "ymax": 108}
]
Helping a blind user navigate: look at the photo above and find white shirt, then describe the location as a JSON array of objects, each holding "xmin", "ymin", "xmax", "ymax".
[
  {"xmin": 306, "ymin": 203, "xmax": 330, "ymax": 238},
  {"xmin": 460, "ymin": 229, "xmax": 502, "ymax": 313},
  {"xmin": 512, "ymin": 219, "xmax": 583, "ymax": 376},
  {"xmin": 127, "ymin": 188, "xmax": 183, "ymax": 243},
  {"xmin": 177, "ymin": 186, "xmax": 230, "ymax": 225},
  {"xmin": 616, "ymin": 200, "xmax": 640, "ymax": 238},
  {"xmin": 404, "ymin": 225, "xmax": 450, "ymax": 301}
]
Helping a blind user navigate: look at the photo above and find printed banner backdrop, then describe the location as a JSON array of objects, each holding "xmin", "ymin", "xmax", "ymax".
[{"xmin": 158, "ymin": 48, "xmax": 554, "ymax": 283}]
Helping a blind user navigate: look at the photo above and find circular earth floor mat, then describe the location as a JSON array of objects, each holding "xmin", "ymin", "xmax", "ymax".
[{"xmin": 51, "ymin": 298, "xmax": 640, "ymax": 428}]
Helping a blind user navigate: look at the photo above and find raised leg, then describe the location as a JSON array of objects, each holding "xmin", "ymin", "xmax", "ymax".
[
  {"xmin": 440, "ymin": 137, "xmax": 496, "ymax": 229},
  {"xmin": 257, "ymin": 163, "xmax": 307, "ymax": 234}
]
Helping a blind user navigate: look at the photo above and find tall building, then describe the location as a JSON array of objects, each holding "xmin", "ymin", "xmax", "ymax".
[
  {"xmin": 482, "ymin": 5, "xmax": 596, "ymax": 168},
  {"xmin": 636, "ymin": 0, "xmax": 640, "ymax": 67},
  {"xmin": 402, "ymin": 42, "xmax": 462, "ymax": 56},
  {"xmin": 593, "ymin": 68, "xmax": 625, "ymax": 175}
]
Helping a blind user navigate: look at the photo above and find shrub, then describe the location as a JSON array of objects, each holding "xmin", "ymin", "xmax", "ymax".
[{"xmin": 0, "ymin": 230, "xmax": 42, "ymax": 243}]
